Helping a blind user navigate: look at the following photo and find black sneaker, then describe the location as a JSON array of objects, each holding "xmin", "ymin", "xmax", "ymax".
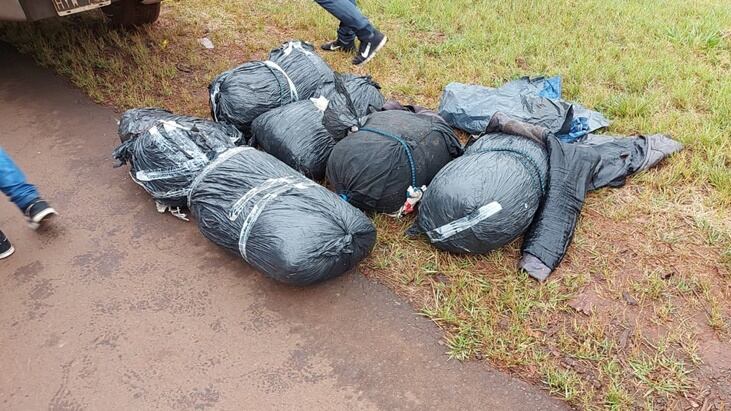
[
  {"xmin": 0, "ymin": 231, "xmax": 14, "ymax": 260},
  {"xmin": 24, "ymin": 199, "xmax": 57, "ymax": 230},
  {"xmin": 320, "ymin": 39, "xmax": 355, "ymax": 53},
  {"xmin": 352, "ymin": 31, "xmax": 388, "ymax": 66}
]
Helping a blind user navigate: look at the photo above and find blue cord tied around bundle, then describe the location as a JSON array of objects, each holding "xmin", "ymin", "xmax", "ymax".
[
  {"xmin": 470, "ymin": 147, "xmax": 547, "ymax": 196},
  {"xmin": 358, "ymin": 127, "xmax": 418, "ymax": 191}
]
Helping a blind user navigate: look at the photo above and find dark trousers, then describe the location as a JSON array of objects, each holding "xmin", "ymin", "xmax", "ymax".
[{"xmin": 314, "ymin": 0, "xmax": 374, "ymax": 43}]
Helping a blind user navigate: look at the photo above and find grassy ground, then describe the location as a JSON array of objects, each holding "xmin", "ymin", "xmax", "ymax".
[{"xmin": 2, "ymin": 0, "xmax": 730, "ymax": 408}]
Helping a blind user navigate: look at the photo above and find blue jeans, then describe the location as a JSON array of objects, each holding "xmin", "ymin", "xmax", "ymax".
[
  {"xmin": 314, "ymin": 0, "xmax": 374, "ymax": 43},
  {"xmin": 0, "ymin": 147, "xmax": 39, "ymax": 211}
]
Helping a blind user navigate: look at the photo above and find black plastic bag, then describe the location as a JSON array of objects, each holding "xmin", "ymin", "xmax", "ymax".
[
  {"xmin": 326, "ymin": 109, "xmax": 463, "ymax": 214},
  {"xmin": 416, "ymin": 128, "xmax": 549, "ymax": 253},
  {"xmin": 188, "ymin": 147, "xmax": 377, "ymax": 285},
  {"xmin": 112, "ymin": 118, "xmax": 240, "ymax": 209},
  {"xmin": 415, "ymin": 112, "xmax": 682, "ymax": 280},
  {"xmin": 250, "ymin": 99, "xmax": 332, "ymax": 180},
  {"xmin": 320, "ymin": 73, "xmax": 385, "ymax": 141},
  {"xmin": 117, "ymin": 107, "xmax": 244, "ymax": 145},
  {"xmin": 251, "ymin": 74, "xmax": 384, "ymax": 181},
  {"xmin": 209, "ymin": 41, "xmax": 334, "ymax": 134}
]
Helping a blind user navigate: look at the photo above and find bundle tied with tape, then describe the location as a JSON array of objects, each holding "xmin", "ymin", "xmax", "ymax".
[
  {"xmin": 188, "ymin": 147, "xmax": 377, "ymax": 285},
  {"xmin": 415, "ymin": 128, "xmax": 549, "ymax": 254},
  {"xmin": 209, "ymin": 41, "xmax": 334, "ymax": 135},
  {"xmin": 251, "ymin": 74, "xmax": 385, "ymax": 181},
  {"xmin": 112, "ymin": 117, "xmax": 240, "ymax": 214}
]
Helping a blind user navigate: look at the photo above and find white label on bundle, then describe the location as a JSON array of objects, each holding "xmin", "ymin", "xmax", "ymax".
[{"xmin": 427, "ymin": 201, "xmax": 503, "ymax": 242}]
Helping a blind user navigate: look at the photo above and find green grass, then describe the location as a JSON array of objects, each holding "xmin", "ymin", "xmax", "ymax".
[{"xmin": 2, "ymin": 0, "xmax": 730, "ymax": 408}]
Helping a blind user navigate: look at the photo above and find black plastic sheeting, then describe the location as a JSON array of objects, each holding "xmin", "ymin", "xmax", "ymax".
[
  {"xmin": 321, "ymin": 74, "xmax": 386, "ymax": 141},
  {"xmin": 112, "ymin": 116, "xmax": 240, "ymax": 207},
  {"xmin": 250, "ymin": 99, "xmax": 332, "ymax": 181},
  {"xmin": 521, "ymin": 131, "xmax": 684, "ymax": 280},
  {"xmin": 117, "ymin": 107, "xmax": 244, "ymax": 145},
  {"xmin": 415, "ymin": 113, "xmax": 682, "ymax": 280},
  {"xmin": 416, "ymin": 130, "xmax": 548, "ymax": 254},
  {"xmin": 327, "ymin": 109, "xmax": 463, "ymax": 214},
  {"xmin": 209, "ymin": 41, "xmax": 334, "ymax": 135},
  {"xmin": 251, "ymin": 74, "xmax": 384, "ymax": 181},
  {"xmin": 438, "ymin": 76, "xmax": 610, "ymax": 142},
  {"xmin": 188, "ymin": 147, "xmax": 377, "ymax": 285}
]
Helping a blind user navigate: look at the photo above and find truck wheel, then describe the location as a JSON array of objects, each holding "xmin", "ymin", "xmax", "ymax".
[{"xmin": 103, "ymin": 0, "xmax": 161, "ymax": 27}]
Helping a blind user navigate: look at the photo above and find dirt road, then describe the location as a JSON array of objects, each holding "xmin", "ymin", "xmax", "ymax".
[{"xmin": 0, "ymin": 44, "xmax": 567, "ymax": 410}]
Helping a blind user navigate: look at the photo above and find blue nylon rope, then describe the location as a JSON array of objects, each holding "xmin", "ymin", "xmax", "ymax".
[
  {"xmin": 470, "ymin": 147, "xmax": 545, "ymax": 196},
  {"xmin": 359, "ymin": 127, "xmax": 418, "ymax": 190}
]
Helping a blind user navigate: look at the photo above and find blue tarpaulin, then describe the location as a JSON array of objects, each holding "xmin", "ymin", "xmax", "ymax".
[{"xmin": 438, "ymin": 76, "xmax": 610, "ymax": 142}]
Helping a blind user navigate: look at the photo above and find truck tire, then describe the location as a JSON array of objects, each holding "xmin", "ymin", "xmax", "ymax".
[{"xmin": 103, "ymin": 0, "xmax": 161, "ymax": 27}]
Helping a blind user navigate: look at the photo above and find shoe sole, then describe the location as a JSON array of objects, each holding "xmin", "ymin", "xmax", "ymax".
[
  {"xmin": 355, "ymin": 36, "xmax": 388, "ymax": 66},
  {"xmin": 28, "ymin": 208, "xmax": 58, "ymax": 230},
  {"xmin": 0, "ymin": 245, "xmax": 15, "ymax": 260},
  {"xmin": 322, "ymin": 46, "xmax": 355, "ymax": 53}
]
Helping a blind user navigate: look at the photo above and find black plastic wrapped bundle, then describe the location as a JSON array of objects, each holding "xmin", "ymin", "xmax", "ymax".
[
  {"xmin": 188, "ymin": 147, "xmax": 377, "ymax": 285},
  {"xmin": 209, "ymin": 41, "xmax": 334, "ymax": 134},
  {"xmin": 416, "ymin": 131, "xmax": 549, "ymax": 253},
  {"xmin": 319, "ymin": 73, "xmax": 385, "ymax": 141},
  {"xmin": 250, "ymin": 99, "xmax": 332, "ymax": 180},
  {"xmin": 112, "ymin": 118, "xmax": 239, "ymax": 208},
  {"xmin": 117, "ymin": 107, "xmax": 244, "ymax": 145},
  {"xmin": 416, "ymin": 113, "xmax": 683, "ymax": 281},
  {"xmin": 251, "ymin": 74, "xmax": 384, "ymax": 180},
  {"xmin": 326, "ymin": 109, "xmax": 463, "ymax": 214},
  {"xmin": 269, "ymin": 41, "xmax": 334, "ymax": 86}
]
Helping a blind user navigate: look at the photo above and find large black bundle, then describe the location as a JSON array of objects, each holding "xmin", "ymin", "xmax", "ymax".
[
  {"xmin": 209, "ymin": 41, "xmax": 334, "ymax": 134},
  {"xmin": 117, "ymin": 107, "xmax": 244, "ymax": 144},
  {"xmin": 250, "ymin": 99, "xmax": 331, "ymax": 180},
  {"xmin": 416, "ymin": 113, "xmax": 682, "ymax": 281},
  {"xmin": 319, "ymin": 74, "xmax": 386, "ymax": 141},
  {"xmin": 251, "ymin": 74, "xmax": 385, "ymax": 181},
  {"xmin": 112, "ymin": 118, "xmax": 239, "ymax": 208},
  {"xmin": 326, "ymin": 109, "xmax": 463, "ymax": 214},
  {"xmin": 416, "ymin": 130, "xmax": 549, "ymax": 253},
  {"xmin": 188, "ymin": 147, "xmax": 377, "ymax": 285}
]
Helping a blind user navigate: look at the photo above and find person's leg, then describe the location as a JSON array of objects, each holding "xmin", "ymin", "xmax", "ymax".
[
  {"xmin": 314, "ymin": 0, "xmax": 374, "ymax": 41},
  {"xmin": 0, "ymin": 147, "xmax": 40, "ymax": 211},
  {"xmin": 336, "ymin": 0, "xmax": 359, "ymax": 44},
  {"xmin": 315, "ymin": 0, "xmax": 387, "ymax": 64},
  {"xmin": 0, "ymin": 229, "xmax": 14, "ymax": 259},
  {"xmin": 0, "ymin": 147, "xmax": 57, "ymax": 229},
  {"xmin": 321, "ymin": 19, "xmax": 357, "ymax": 52},
  {"xmin": 336, "ymin": 21, "xmax": 357, "ymax": 45}
]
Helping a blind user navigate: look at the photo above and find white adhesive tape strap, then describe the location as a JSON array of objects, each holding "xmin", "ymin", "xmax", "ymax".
[
  {"xmin": 264, "ymin": 60, "xmax": 299, "ymax": 102},
  {"xmin": 233, "ymin": 176, "xmax": 318, "ymax": 261},
  {"xmin": 426, "ymin": 201, "xmax": 503, "ymax": 242},
  {"xmin": 282, "ymin": 41, "xmax": 312, "ymax": 57},
  {"xmin": 187, "ymin": 146, "xmax": 255, "ymax": 208},
  {"xmin": 149, "ymin": 122, "xmax": 203, "ymax": 160},
  {"xmin": 135, "ymin": 158, "xmax": 209, "ymax": 182},
  {"xmin": 209, "ymin": 80, "xmax": 222, "ymax": 121}
]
